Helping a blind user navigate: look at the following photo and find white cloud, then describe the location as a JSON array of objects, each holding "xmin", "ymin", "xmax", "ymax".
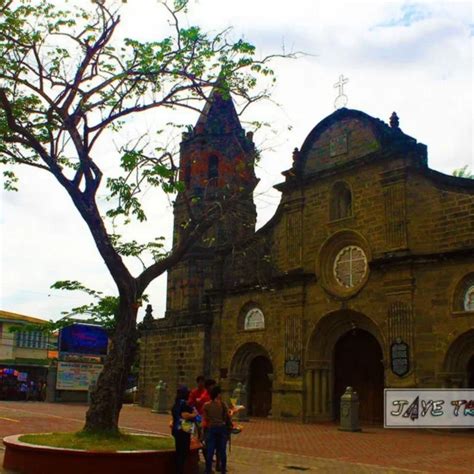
[{"xmin": 1, "ymin": 0, "xmax": 472, "ymax": 321}]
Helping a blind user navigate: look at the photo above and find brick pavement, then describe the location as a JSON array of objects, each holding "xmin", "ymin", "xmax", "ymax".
[{"xmin": 0, "ymin": 402, "xmax": 473, "ymax": 473}]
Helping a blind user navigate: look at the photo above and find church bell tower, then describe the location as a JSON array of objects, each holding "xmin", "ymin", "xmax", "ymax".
[{"xmin": 166, "ymin": 87, "xmax": 258, "ymax": 315}]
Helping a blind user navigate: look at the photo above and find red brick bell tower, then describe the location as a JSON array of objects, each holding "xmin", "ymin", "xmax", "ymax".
[{"xmin": 166, "ymin": 87, "xmax": 258, "ymax": 315}]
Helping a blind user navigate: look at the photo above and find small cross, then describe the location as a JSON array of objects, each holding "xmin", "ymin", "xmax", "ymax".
[
  {"xmin": 334, "ymin": 74, "xmax": 349, "ymax": 95},
  {"xmin": 334, "ymin": 74, "xmax": 349, "ymax": 109}
]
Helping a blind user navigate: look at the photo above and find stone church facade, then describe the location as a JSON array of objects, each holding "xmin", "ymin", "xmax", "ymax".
[{"xmin": 139, "ymin": 91, "xmax": 474, "ymax": 423}]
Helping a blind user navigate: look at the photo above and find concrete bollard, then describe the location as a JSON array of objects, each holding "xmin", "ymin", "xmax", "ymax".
[
  {"xmin": 231, "ymin": 382, "xmax": 249, "ymax": 422},
  {"xmin": 87, "ymin": 381, "xmax": 97, "ymax": 406},
  {"xmin": 151, "ymin": 380, "xmax": 168, "ymax": 414},
  {"xmin": 45, "ymin": 363, "xmax": 57, "ymax": 403},
  {"xmin": 339, "ymin": 386, "xmax": 361, "ymax": 432}
]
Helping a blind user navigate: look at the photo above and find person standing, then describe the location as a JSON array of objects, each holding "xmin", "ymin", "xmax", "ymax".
[
  {"xmin": 201, "ymin": 379, "xmax": 216, "ymax": 410},
  {"xmin": 188, "ymin": 375, "xmax": 206, "ymax": 415},
  {"xmin": 171, "ymin": 385, "xmax": 197, "ymax": 474},
  {"xmin": 203, "ymin": 386, "xmax": 229, "ymax": 474},
  {"xmin": 188, "ymin": 375, "xmax": 206, "ymax": 442},
  {"xmin": 19, "ymin": 382, "xmax": 28, "ymax": 401},
  {"xmin": 199, "ymin": 379, "xmax": 216, "ymax": 463}
]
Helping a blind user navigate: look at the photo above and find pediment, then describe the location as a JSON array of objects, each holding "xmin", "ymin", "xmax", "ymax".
[{"xmin": 299, "ymin": 108, "xmax": 393, "ymax": 175}]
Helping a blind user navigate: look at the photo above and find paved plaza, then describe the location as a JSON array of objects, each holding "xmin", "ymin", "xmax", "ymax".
[{"xmin": 0, "ymin": 402, "xmax": 472, "ymax": 473}]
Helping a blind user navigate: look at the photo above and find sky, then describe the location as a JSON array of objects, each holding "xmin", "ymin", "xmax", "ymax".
[{"xmin": 1, "ymin": 0, "xmax": 473, "ymax": 323}]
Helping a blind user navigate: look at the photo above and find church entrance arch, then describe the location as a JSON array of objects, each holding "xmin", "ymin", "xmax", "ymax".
[
  {"xmin": 229, "ymin": 343, "xmax": 273, "ymax": 417},
  {"xmin": 305, "ymin": 310, "xmax": 385, "ymax": 423},
  {"xmin": 443, "ymin": 329, "xmax": 474, "ymax": 388}
]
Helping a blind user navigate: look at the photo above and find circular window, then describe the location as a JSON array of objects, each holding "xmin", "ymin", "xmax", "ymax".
[
  {"xmin": 464, "ymin": 286, "xmax": 474, "ymax": 312},
  {"xmin": 244, "ymin": 308, "xmax": 265, "ymax": 330},
  {"xmin": 316, "ymin": 230, "xmax": 371, "ymax": 298},
  {"xmin": 333, "ymin": 246, "xmax": 367, "ymax": 288}
]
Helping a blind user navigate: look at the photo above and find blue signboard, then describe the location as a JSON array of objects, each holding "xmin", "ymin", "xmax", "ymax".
[{"xmin": 59, "ymin": 324, "xmax": 108, "ymax": 356}]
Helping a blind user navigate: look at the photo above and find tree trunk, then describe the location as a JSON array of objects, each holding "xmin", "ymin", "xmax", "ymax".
[{"xmin": 83, "ymin": 293, "xmax": 138, "ymax": 434}]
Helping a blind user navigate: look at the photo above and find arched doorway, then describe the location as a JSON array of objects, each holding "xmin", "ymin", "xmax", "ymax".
[
  {"xmin": 443, "ymin": 329, "xmax": 474, "ymax": 388},
  {"xmin": 333, "ymin": 328, "xmax": 384, "ymax": 423},
  {"xmin": 248, "ymin": 355, "xmax": 273, "ymax": 417},
  {"xmin": 305, "ymin": 310, "xmax": 385, "ymax": 423},
  {"xmin": 229, "ymin": 342, "xmax": 273, "ymax": 418}
]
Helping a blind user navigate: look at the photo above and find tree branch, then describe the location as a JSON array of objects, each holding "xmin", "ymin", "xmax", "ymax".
[{"xmin": 136, "ymin": 189, "xmax": 251, "ymax": 294}]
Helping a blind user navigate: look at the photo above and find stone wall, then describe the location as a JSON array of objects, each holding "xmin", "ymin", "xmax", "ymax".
[
  {"xmin": 138, "ymin": 322, "xmax": 209, "ymax": 408},
  {"xmin": 412, "ymin": 258, "xmax": 474, "ymax": 386},
  {"xmin": 214, "ymin": 285, "xmax": 306, "ymax": 420},
  {"xmin": 406, "ymin": 171, "xmax": 474, "ymax": 252}
]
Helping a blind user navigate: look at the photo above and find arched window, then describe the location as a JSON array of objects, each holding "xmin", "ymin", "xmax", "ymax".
[
  {"xmin": 244, "ymin": 308, "xmax": 265, "ymax": 330},
  {"xmin": 453, "ymin": 273, "xmax": 474, "ymax": 312},
  {"xmin": 208, "ymin": 155, "xmax": 219, "ymax": 183},
  {"xmin": 330, "ymin": 181, "xmax": 352, "ymax": 220}
]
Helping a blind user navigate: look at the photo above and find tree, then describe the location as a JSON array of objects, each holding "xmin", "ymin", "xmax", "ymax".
[
  {"xmin": 452, "ymin": 165, "xmax": 474, "ymax": 179},
  {"xmin": 0, "ymin": 0, "xmax": 289, "ymax": 434}
]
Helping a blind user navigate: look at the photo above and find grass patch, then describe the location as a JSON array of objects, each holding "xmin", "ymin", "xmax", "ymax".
[{"xmin": 19, "ymin": 432, "xmax": 174, "ymax": 452}]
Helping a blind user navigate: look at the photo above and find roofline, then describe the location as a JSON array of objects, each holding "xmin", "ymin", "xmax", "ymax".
[
  {"xmin": 0, "ymin": 310, "xmax": 48, "ymax": 325},
  {"xmin": 422, "ymin": 168, "xmax": 474, "ymax": 191}
]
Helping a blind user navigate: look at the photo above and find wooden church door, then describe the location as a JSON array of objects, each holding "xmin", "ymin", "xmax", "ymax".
[
  {"xmin": 333, "ymin": 329, "xmax": 384, "ymax": 423},
  {"xmin": 468, "ymin": 355, "xmax": 474, "ymax": 388},
  {"xmin": 248, "ymin": 355, "xmax": 273, "ymax": 417}
]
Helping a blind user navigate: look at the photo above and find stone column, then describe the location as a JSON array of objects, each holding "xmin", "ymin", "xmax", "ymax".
[
  {"xmin": 321, "ymin": 368, "xmax": 329, "ymax": 416},
  {"xmin": 305, "ymin": 370, "xmax": 313, "ymax": 417},
  {"xmin": 314, "ymin": 369, "xmax": 321, "ymax": 415},
  {"xmin": 305, "ymin": 361, "xmax": 331, "ymax": 421}
]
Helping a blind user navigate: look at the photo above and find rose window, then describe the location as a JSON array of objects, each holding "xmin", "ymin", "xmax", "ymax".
[{"xmin": 333, "ymin": 245, "xmax": 368, "ymax": 289}]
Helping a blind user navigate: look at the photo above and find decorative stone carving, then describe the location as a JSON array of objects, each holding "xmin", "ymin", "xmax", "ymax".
[
  {"xmin": 383, "ymin": 183, "xmax": 407, "ymax": 250},
  {"xmin": 330, "ymin": 133, "xmax": 348, "ymax": 157},
  {"xmin": 387, "ymin": 301, "xmax": 414, "ymax": 345},
  {"xmin": 285, "ymin": 315, "xmax": 302, "ymax": 374},
  {"xmin": 387, "ymin": 301, "xmax": 414, "ymax": 377},
  {"xmin": 285, "ymin": 199, "xmax": 304, "ymax": 269},
  {"xmin": 390, "ymin": 112, "xmax": 400, "ymax": 129}
]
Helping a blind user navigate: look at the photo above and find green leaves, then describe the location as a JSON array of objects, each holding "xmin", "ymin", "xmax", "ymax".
[
  {"xmin": 2, "ymin": 170, "xmax": 18, "ymax": 191},
  {"xmin": 50, "ymin": 279, "xmax": 149, "ymax": 332},
  {"xmin": 106, "ymin": 176, "xmax": 147, "ymax": 222},
  {"xmin": 49, "ymin": 280, "xmax": 144, "ymax": 332},
  {"xmin": 50, "ymin": 280, "xmax": 104, "ymax": 297},
  {"xmin": 452, "ymin": 165, "xmax": 473, "ymax": 179},
  {"xmin": 105, "ymin": 145, "xmax": 180, "ymax": 222},
  {"xmin": 109, "ymin": 234, "xmax": 169, "ymax": 266}
]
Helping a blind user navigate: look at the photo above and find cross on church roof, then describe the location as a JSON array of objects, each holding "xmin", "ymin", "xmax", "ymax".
[{"xmin": 334, "ymin": 74, "xmax": 349, "ymax": 109}]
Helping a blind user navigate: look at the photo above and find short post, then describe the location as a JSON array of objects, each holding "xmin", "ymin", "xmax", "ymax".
[
  {"xmin": 151, "ymin": 380, "xmax": 168, "ymax": 414},
  {"xmin": 231, "ymin": 382, "xmax": 249, "ymax": 422},
  {"xmin": 45, "ymin": 363, "xmax": 57, "ymax": 403},
  {"xmin": 339, "ymin": 386, "xmax": 361, "ymax": 432},
  {"xmin": 87, "ymin": 381, "xmax": 97, "ymax": 406}
]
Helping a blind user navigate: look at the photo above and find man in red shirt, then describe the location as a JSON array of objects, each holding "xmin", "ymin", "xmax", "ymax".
[{"xmin": 188, "ymin": 375, "xmax": 206, "ymax": 415}]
